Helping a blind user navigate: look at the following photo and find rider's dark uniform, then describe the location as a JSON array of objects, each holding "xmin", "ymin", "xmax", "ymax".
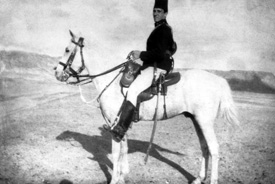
[
  {"xmin": 110, "ymin": 0, "xmax": 175, "ymax": 142},
  {"xmin": 140, "ymin": 19, "xmax": 174, "ymax": 73}
]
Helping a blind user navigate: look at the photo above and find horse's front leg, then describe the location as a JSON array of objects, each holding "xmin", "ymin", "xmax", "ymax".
[
  {"xmin": 110, "ymin": 137, "xmax": 129, "ymax": 184},
  {"xmin": 120, "ymin": 135, "xmax": 129, "ymax": 176},
  {"xmin": 110, "ymin": 138, "xmax": 122, "ymax": 184}
]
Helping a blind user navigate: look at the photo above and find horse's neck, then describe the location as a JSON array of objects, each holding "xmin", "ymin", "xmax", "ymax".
[
  {"xmin": 82, "ymin": 50, "xmax": 116, "ymax": 91},
  {"xmin": 83, "ymin": 51, "xmax": 124, "ymax": 122},
  {"xmin": 93, "ymin": 74, "xmax": 125, "ymax": 122},
  {"xmin": 85, "ymin": 63, "xmax": 119, "ymax": 94}
]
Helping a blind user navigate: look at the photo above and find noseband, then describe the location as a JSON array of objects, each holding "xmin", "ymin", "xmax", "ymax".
[{"xmin": 59, "ymin": 37, "xmax": 86, "ymax": 82}]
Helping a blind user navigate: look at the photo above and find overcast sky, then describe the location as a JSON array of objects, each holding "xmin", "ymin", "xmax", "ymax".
[{"xmin": 1, "ymin": 0, "xmax": 275, "ymax": 72}]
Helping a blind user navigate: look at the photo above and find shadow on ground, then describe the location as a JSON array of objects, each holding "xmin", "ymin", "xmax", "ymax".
[{"xmin": 56, "ymin": 127, "xmax": 195, "ymax": 184}]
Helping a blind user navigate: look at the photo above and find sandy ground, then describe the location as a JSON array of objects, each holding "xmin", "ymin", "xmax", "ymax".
[{"xmin": 1, "ymin": 72, "xmax": 275, "ymax": 184}]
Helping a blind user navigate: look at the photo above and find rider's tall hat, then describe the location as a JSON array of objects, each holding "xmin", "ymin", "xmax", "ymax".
[{"xmin": 154, "ymin": 0, "xmax": 168, "ymax": 12}]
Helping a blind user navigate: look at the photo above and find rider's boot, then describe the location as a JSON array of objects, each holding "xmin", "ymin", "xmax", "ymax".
[{"xmin": 110, "ymin": 101, "xmax": 135, "ymax": 142}]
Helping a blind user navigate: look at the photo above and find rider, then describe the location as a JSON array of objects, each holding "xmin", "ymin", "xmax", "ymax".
[{"xmin": 110, "ymin": 0, "xmax": 176, "ymax": 142}]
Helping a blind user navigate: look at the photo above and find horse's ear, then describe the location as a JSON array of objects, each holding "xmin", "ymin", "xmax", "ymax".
[{"xmin": 69, "ymin": 30, "xmax": 74, "ymax": 38}]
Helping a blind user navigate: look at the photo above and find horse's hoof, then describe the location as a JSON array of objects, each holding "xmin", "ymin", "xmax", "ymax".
[
  {"xmin": 191, "ymin": 178, "xmax": 202, "ymax": 184},
  {"xmin": 210, "ymin": 180, "xmax": 218, "ymax": 184}
]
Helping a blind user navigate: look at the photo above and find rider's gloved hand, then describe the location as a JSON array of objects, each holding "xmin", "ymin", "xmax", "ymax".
[
  {"xmin": 127, "ymin": 50, "xmax": 143, "ymax": 66},
  {"xmin": 131, "ymin": 50, "xmax": 141, "ymax": 60},
  {"xmin": 127, "ymin": 50, "xmax": 141, "ymax": 60}
]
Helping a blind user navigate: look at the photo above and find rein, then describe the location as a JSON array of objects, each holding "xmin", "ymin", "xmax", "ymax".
[{"xmin": 67, "ymin": 61, "xmax": 127, "ymax": 85}]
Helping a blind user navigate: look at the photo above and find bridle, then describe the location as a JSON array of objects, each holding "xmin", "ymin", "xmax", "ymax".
[
  {"xmin": 58, "ymin": 37, "xmax": 86, "ymax": 82},
  {"xmin": 57, "ymin": 36, "xmax": 127, "ymax": 85}
]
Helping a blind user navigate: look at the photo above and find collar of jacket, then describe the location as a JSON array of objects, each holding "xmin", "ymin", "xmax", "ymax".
[{"xmin": 154, "ymin": 19, "xmax": 167, "ymax": 27}]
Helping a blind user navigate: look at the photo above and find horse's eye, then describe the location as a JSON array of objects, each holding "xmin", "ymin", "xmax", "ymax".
[{"xmin": 65, "ymin": 48, "xmax": 70, "ymax": 53}]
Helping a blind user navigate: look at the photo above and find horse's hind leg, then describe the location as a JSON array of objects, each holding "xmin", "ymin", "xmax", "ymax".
[
  {"xmin": 191, "ymin": 117, "xmax": 209, "ymax": 184},
  {"xmin": 196, "ymin": 116, "xmax": 219, "ymax": 184}
]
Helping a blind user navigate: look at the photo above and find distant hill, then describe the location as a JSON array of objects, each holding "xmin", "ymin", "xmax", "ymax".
[
  {"xmin": 210, "ymin": 70, "xmax": 275, "ymax": 94},
  {"xmin": 175, "ymin": 68, "xmax": 275, "ymax": 94},
  {"xmin": 0, "ymin": 50, "xmax": 58, "ymax": 81},
  {"xmin": 0, "ymin": 50, "xmax": 61, "ymax": 102},
  {"xmin": 0, "ymin": 50, "xmax": 57, "ymax": 71},
  {"xmin": 1, "ymin": 50, "xmax": 275, "ymax": 94}
]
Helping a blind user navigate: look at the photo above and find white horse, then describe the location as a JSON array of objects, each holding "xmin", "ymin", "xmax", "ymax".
[{"xmin": 54, "ymin": 31, "xmax": 239, "ymax": 184}]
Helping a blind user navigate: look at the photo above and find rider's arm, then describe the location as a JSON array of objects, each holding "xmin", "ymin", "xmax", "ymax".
[{"xmin": 140, "ymin": 26, "xmax": 173, "ymax": 64}]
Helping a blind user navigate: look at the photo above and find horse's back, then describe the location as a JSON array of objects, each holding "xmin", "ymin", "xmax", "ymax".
[
  {"xmin": 175, "ymin": 69, "xmax": 230, "ymax": 116},
  {"xmin": 178, "ymin": 69, "xmax": 228, "ymax": 95},
  {"xmin": 140, "ymin": 69, "xmax": 232, "ymax": 120}
]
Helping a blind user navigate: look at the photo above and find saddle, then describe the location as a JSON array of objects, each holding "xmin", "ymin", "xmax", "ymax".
[
  {"xmin": 120, "ymin": 60, "xmax": 181, "ymax": 102},
  {"xmin": 133, "ymin": 71, "xmax": 181, "ymax": 121},
  {"xmin": 137, "ymin": 72, "xmax": 181, "ymax": 102}
]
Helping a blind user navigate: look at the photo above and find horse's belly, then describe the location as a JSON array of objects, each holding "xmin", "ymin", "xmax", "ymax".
[{"xmin": 139, "ymin": 94, "xmax": 185, "ymax": 121}]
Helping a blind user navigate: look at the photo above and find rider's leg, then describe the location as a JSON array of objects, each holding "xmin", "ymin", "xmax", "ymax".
[
  {"xmin": 111, "ymin": 100, "xmax": 136, "ymax": 142},
  {"xmin": 127, "ymin": 67, "xmax": 155, "ymax": 106},
  {"xmin": 111, "ymin": 67, "xmax": 166, "ymax": 142}
]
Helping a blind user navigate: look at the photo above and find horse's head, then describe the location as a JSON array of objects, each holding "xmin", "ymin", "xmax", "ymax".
[{"xmin": 54, "ymin": 30, "xmax": 85, "ymax": 82}]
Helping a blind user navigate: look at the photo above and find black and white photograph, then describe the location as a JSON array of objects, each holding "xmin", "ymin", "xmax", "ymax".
[{"xmin": 1, "ymin": 0, "xmax": 275, "ymax": 184}]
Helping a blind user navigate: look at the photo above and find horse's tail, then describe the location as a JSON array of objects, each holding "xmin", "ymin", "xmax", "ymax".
[{"xmin": 218, "ymin": 79, "xmax": 240, "ymax": 127}]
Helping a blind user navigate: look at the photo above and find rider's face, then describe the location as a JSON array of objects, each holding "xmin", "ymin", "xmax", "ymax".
[{"xmin": 153, "ymin": 8, "xmax": 167, "ymax": 23}]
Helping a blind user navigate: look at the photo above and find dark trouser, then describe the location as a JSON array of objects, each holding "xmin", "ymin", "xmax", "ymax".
[{"xmin": 111, "ymin": 100, "xmax": 135, "ymax": 142}]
